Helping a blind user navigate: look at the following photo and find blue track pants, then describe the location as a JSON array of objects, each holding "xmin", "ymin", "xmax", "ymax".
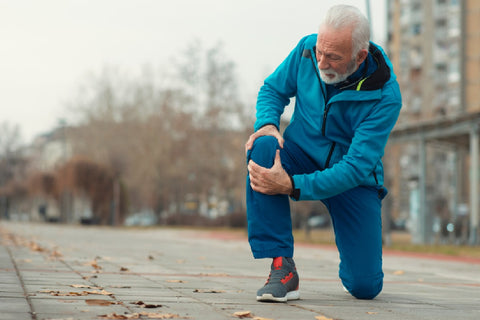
[{"xmin": 246, "ymin": 136, "xmax": 385, "ymax": 299}]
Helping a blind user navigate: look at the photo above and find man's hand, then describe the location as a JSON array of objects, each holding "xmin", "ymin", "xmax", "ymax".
[
  {"xmin": 245, "ymin": 124, "xmax": 284, "ymax": 154},
  {"xmin": 247, "ymin": 150, "xmax": 292, "ymax": 195}
]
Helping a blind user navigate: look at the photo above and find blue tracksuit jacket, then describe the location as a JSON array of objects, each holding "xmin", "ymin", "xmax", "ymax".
[{"xmin": 254, "ymin": 34, "xmax": 402, "ymax": 201}]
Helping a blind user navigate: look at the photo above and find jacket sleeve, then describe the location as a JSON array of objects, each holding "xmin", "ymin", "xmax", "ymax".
[
  {"xmin": 292, "ymin": 84, "xmax": 402, "ymax": 200},
  {"xmin": 254, "ymin": 36, "xmax": 310, "ymax": 131}
]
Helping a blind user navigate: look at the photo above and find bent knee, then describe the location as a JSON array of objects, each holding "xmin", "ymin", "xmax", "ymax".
[
  {"xmin": 247, "ymin": 135, "xmax": 279, "ymax": 165},
  {"xmin": 344, "ymin": 275, "xmax": 383, "ymax": 300},
  {"xmin": 252, "ymin": 135, "xmax": 278, "ymax": 150}
]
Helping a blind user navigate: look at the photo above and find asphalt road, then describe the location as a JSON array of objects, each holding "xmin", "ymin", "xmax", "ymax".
[{"xmin": 0, "ymin": 221, "xmax": 479, "ymax": 320}]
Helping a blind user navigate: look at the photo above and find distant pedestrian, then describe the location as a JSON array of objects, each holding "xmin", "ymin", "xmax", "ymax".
[{"xmin": 245, "ymin": 5, "xmax": 402, "ymax": 301}]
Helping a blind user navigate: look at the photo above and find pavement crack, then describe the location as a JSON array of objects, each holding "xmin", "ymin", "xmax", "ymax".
[{"xmin": 4, "ymin": 245, "xmax": 38, "ymax": 320}]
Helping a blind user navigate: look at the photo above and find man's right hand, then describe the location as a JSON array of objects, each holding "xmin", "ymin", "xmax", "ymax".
[{"xmin": 244, "ymin": 124, "xmax": 284, "ymax": 154}]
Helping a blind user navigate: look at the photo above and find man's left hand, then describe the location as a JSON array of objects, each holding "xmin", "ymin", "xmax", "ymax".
[{"xmin": 247, "ymin": 150, "xmax": 292, "ymax": 195}]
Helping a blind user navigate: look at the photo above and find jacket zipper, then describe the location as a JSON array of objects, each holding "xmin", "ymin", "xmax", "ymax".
[
  {"xmin": 307, "ymin": 48, "xmax": 330, "ymax": 137},
  {"xmin": 324, "ymin": 141, "xmax": 336, "ymax": 168},
  {"xmin": 321, "ymin": 105, "xmax": 332, "ymax": 136},
  {"xmin": 306, "ymin": 48, "xmax": 337, "ymax": 169}
]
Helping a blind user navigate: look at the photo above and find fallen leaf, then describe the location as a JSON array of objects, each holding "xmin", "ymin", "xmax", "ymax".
[
  {"xmin": 84, "ymin": 290, "xmax": 114, "ymax": 296},
  {"xmin": 233, "ymin": 311, "xmax": 253, "ymax": 318},
  {"xmin": 50, "ymin": 250, "xmax": 63, "ymax": 258},
  {"xmin": 90, "ymin": 260, "xmax": 103, "ymax": 270},
  {"xmin": 29, "ymin": 241, "xmax": 45, "ymax": 252},
  {"xmin": 253, "ymin": 317, "xmax": 274, "ymax": 320},
  {"xmin": 85, "ymin": 299, "xmax": 116, "ymax": 306},
  {"xmin": 143, "ymin": 304, "xmax": 163, "ymax": 309},
  {"xmin": 193, "ymin": 289, "xmax": 226, "ymax": 293},
  {"xmin": 148, "ymin": 255, "xmax": 155, "ymax": 260},
  {"xmin": 315, "ymin": 316, "xmax": 333, "ymax": 320},
  {"xmin": 70, "ymin": 284, "xmax": 102, "ymax": 289},
  {"xmin": 366, "ymin": 312, "xmax": 378, "ymax": 314},
  {"xmin": 40, "ymin": 290, "xmax": 88, "ymax": 296},
  {"xmin": 139, "ymin": 312, "xmax": 180, "ymax": 319},
  {"xmin": 393, "ymin": 270, "xmax": 405, "ymax": 275},
  {"xmin": 120, "ymin": 267, "xmax": 129, "ymax": 272},
  {"xmin": 98, "ymin": 313, "xmax": 140, "ymax": 319},
  {"xmin": 131, "ymin": 301, "xmax": 163, "ymax": 308},
  {"xmin": 166, "ymin": 280, "xmax": 187, "ymax": 283}
]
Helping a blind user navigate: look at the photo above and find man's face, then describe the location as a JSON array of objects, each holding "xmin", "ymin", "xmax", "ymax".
[{"xmin": 315, "ymin": 26, "xmax": 359, "ymax": 84}]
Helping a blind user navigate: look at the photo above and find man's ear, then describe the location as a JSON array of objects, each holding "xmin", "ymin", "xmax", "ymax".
[{"xmin": 356, "ymin": 49, "xmax": 368, "ymax": 65}]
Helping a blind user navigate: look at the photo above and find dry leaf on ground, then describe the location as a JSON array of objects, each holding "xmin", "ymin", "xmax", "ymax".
[
  {"xmin": 393, "ymin": 270, "xmax": 405, "ymax": 275},
  {"xmin": 315, "ymin": 316, "xmax": 333, "ymax": 320},
  {"xmin": 131, "ymin": 301, "xmax": 163, "ymax": 308},
  {"xmin": 166, "ymin": 280, "xmax": 187, "ymax": 283},
  {"xmin": 139, "ymin": 312, "xmax": 180, "ymax": 319},
  {"xmin": 85, "ymin": 299, "xmax": 116, "ymax": 306},
  {"xmin": 89, "ymin": 260, "xmax": 103, "ymax": 270},
  {"xmin": 84, "ymin": 290, "xmax": 114, "ymax": 296},
  {"xmin": 39, "ymin": 289, "xmax": 113, "ymax": 297},
  {"xmin": 70, "ymin": 284, "xmax": 102, "ymax": 289},
  {"xmin": 29, "ymin": 241, "xmax": 45, "ymax": 252},
  {"xmin": 98, "ymin": 313, "xmax": 140, "ymax": 319},
  {"xmin": 50, "ymin": 250, "xmax": 63, "ymax": 258},
  {"xmin": 40, "ymin": 290, "xmax": 87, "ymax": 296},
  {"xmin": 193, "ymin": 289, "xmax": 226, "ymax": 293},
  {"xmin": 233, "ymin": 310, "xmax": 253, "ymax": 318},
  {"xmin": 253, "ymin": 317, "xmax": 274, "ymax": 320}
]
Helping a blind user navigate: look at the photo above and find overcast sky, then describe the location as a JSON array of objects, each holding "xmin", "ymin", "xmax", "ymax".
[{"xmin": 0, "ymin": 0, "xmax": 386, "ymax": 144}]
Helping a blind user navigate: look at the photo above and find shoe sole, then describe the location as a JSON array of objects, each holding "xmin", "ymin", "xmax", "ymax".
[{"xmin": 256, "ymin": 290, "xmax": 300, "ymax": 302}]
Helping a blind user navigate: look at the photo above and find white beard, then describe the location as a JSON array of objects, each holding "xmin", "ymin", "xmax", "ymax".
[
  {"xmin": 318, "ymin": 59, "xmax": 358, "ymax": 84},
  {"xmin": 319, "ymin": 68, "xmax": 350, "ymax": 84}
]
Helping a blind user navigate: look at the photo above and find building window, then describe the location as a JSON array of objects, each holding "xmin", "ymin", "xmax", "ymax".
[{"xmin": 412, "ymin": 23, "xmax": 422, "ymax": 35}]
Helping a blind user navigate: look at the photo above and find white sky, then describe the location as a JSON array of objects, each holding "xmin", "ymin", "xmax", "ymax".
[{"xmin": 0, "ymin": 0, "xmax": 386, "ymax": 144}]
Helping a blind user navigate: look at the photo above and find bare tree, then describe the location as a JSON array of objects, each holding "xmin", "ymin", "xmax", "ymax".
[
  {"xmin": 63, "ymin": 41, "xmax": 253, "ymax": 223},
  {"xmin": 0, "ymin": 122, "xmax": 27, "ymax": 218}
]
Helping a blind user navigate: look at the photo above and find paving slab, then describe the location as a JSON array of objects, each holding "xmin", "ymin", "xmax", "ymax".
[{"xmin": 0, "ymin": 221, "xmax": 479, "ymax": 320}]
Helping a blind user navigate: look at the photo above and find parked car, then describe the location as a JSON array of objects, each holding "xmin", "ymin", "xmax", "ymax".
[
  {"xmin": 307, "ymin": 214, "xmax": 331, "ymax": 229},
  {"xmin": 124, "ymin": 210, "xmax": 158, "ymax": 226}
]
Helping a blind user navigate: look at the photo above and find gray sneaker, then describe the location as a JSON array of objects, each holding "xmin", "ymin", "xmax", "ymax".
[{"xmin": 256, "ymin": 257, "xmax": 300, "ymax": 302}]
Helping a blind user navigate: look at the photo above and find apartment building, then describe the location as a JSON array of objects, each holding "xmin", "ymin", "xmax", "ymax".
[{"xmin": 385, "ymin": 0, "xmax": 480, "ymax": 244}]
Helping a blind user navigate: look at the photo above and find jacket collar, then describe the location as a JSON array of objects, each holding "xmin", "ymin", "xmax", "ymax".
[{"xmin": 313, "ymin": 42, "xmax": 391, "ymax": 92}]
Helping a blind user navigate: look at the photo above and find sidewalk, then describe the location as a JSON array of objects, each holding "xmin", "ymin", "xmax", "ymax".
[{"xmin": 0, "ymin": 221, "xmax": 479, "ymax": 320}]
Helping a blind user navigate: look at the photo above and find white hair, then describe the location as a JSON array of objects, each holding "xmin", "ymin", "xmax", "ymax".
[{"xmin": 321, "ymin": 5, "xmax": 370, "ymax": 56}]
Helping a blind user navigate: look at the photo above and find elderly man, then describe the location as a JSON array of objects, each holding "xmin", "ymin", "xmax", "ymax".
[{"xmin": 245, "ymin": 5, "xmax": 401, "ymax": 302}]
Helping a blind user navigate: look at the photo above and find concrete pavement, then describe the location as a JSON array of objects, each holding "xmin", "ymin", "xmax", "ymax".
[{"xmin": 0, "ymin": 221, "xmax": 479, "ymax": 320}]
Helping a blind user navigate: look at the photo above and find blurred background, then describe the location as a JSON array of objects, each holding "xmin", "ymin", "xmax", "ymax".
[{"xmin": 1, "ymin": 0, "xmax": 479, "ymax": 247}]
